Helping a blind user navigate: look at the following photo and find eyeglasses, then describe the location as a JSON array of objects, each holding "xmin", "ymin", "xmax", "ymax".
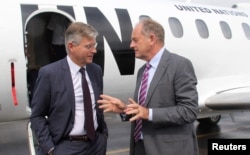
[{"xmin": 84, "ymin": 43, "xmax": 98, "ymax": 50}]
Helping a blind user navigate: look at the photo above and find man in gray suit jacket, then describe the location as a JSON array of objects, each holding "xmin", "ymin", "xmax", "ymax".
[
  {"xmin": 30, "ymin": 22, "xmax": 108, "ymax": 155},
  {"xmin": 98, "ymin": 18, "xmax": 199, "ymax": 155}
]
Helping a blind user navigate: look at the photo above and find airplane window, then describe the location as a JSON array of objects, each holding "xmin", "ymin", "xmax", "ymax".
[
  {"xmin": 242, "ymin": 23, "xmax": 250, "ymax": 40},
  {"xmin": 168, "ymin": 17, "xmax": 183, "ymax": 38},
  {"xmin": 219, "ymin": 21, "xmax": 232, "ymax": 39},
  {"xmin": 195, "ymin": 19, "xmax": 209, "ymax": 39}
]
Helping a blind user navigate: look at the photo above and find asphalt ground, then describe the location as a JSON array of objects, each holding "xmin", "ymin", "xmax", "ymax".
[{"xmin": 1, "ymin": 112, "xmax": 250, "ymax": 155}]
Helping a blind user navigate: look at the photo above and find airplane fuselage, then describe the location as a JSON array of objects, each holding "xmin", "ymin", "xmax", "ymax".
[{"xmin": 1, "ymin": 0, "xmax": 250, "ymax": 123}]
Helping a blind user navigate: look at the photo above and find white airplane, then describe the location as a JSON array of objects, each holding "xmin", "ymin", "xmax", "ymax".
[
  {"xmin": 2, "ymin": 0, "xmax": 250, "ymax": 154},
  {"xmin": 1, "ymin": 0, "xmax": 250, "ymax": 131}
]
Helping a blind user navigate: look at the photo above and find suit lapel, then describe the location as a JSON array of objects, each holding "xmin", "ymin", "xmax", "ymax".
[
  {"xmin": 86, "ymin": 66, "xmax": 98, "ymax": 102},
  {"xmin": 61, "ymin": 58, "xmax": 75, "ymax": 116},
  {"xmin": 86, "ymin": 65, "xmax": 102, "ymax": 125},
  {"xmin": 145, "ymin": 49, "xmax": 171, "ymax": 107},
  {"xmin": 134, "ymin": 66, "xmax": 144, "ymax": 102}
]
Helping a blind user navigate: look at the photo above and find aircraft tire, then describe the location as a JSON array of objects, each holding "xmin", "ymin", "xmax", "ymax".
[{"xmin": 197, "ymin": 115, "xmax": 221, "ymax": 125}]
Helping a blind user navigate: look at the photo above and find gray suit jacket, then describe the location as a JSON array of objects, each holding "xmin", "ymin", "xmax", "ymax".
[
  {"xmin": 130, "ymin": 49, "xmax": 199, "ymax": 155},
  {"xmin": 30, "ymin": 58, "xmax": 108, "ymax": 155}
]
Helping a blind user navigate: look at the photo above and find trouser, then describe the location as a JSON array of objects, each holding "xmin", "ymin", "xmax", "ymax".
[
  {"xmin": 134, "ymin": 139, "xmax": 146, "ymax": 155},
  {"xmin": 53, "ymin": 132, "xmax": 107, "ymax": 155}
]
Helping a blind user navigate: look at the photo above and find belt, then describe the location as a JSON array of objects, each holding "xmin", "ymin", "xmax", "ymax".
[{"xmin": 64, "ymin": 135, "xmax": 90, "ymax": 142}]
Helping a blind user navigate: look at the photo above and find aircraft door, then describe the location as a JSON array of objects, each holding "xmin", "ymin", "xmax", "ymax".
[{"xmin": 24, "ymin": 12, "xmax": 71, "ymax": 104}]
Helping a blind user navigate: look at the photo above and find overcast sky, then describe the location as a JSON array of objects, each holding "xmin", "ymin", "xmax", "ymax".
[{"xmin": 173, "ymin": 0, "xmax": 250, "ymax": 7}]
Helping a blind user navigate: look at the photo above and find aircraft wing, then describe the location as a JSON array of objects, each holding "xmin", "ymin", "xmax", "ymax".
[{"xmin": 205, "ymin": 88, "xmax": 250, "ymax": 111}]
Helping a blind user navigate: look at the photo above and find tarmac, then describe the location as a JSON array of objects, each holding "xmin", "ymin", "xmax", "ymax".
[{"xmin": 1, "ymin": 112, "xmax": 250, "ymax": 155}]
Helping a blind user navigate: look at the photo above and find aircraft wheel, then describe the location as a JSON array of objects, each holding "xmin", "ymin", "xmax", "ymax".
[{"xmin": 197, "ymin": 115, "xmax": 221, "ymax": 125}]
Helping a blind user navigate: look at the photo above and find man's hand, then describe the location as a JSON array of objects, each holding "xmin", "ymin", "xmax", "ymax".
[
  {"xmin": 48, "ymin": 148, "xmax": 54, "ymax": 155},
  {"xmin": 97, "ymin": 95, "xmax": 127, "ymax": 113},
  {"xmin": 124, "ymin": 98, "xmax": 149, "ymax": 122}
]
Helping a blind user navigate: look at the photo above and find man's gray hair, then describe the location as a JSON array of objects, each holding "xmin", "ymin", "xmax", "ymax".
[
  {"xmin": 140, "ymin": 18, "xmax": 165, "ymax": 43},
  {"xmin": 65, "ymin": 22, "xmax": 98, "ymax": 52}
]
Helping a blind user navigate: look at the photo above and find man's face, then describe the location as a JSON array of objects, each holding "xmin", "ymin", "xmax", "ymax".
[
  {"xmin": 130, "ymin": 24, "xmax": 151, "ymax": 61},
  {"xmin": 69, "ymin": 37, "xmax": 97, "ymax": 66}
]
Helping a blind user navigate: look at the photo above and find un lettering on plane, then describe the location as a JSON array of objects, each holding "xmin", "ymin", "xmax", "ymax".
[{"xmin": 1, "ymin": 0, "xmax": 250, "ymax": 126}]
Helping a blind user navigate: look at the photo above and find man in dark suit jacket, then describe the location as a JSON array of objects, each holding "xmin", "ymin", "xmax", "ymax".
[
  {"xmin": 30, "ymin": 22, "xmax": 108, "ymax": 155},
  {"xmin": 98, "ymin": 18, "xmax": 199, "ymax": 155}
]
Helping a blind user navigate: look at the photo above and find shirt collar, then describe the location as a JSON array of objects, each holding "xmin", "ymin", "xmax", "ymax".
[
  {"xmin": 67, "ymin": 56, "xmax": 83, "ymax": 74},
  {"xmin": 149, "ymin": 47, "xmax": 165, "ymax": 69}
]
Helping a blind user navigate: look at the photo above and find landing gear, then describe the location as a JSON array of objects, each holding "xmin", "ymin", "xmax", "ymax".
[{"xmin": 197, "ymin": 115, "xmax": 221, "ymax": 125}]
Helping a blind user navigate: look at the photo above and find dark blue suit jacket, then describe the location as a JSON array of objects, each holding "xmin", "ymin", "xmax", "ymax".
[{"xmin": 30, "ymin": 58, "xmax": 108, "ymax": 154}]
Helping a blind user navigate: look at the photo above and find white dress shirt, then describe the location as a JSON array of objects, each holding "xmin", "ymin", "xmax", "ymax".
[{"xmin": 67, "ymin": 56, "xmax": 98, "ymax": 135}]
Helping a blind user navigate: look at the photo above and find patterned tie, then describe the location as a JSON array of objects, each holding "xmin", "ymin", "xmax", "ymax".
[
  {"xmin": 79, "ymin": 68, "xmax": 95, "ymax": 140},
  {"xmin": 134, "ymin": 63, "xmax": 151, "ymax": 142}
]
